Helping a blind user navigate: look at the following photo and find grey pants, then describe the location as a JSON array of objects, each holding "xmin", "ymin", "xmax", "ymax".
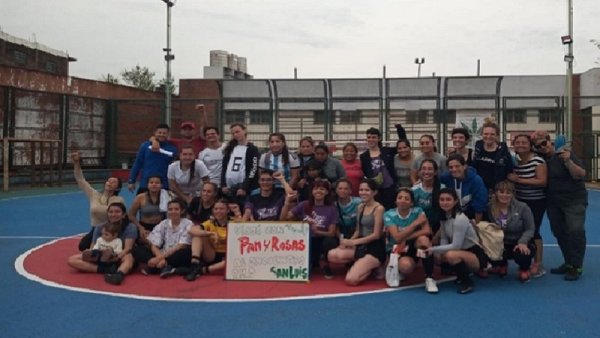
[{"xmin": 546, "ymin": 201, "xmax": 587, "ymax": 268}]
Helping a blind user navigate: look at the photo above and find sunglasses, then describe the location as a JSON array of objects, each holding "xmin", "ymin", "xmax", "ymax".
[{"xmin": 534, "ymin": 140, "xmax": 549, "ymax": 149}]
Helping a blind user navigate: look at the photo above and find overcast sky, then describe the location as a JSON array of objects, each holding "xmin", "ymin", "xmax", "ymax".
[{"xmin": 2, "ymin": 0, "xmax": 599, "ymax": 82}]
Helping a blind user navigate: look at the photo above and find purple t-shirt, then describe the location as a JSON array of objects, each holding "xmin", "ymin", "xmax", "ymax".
[{"xmin": 291, "ymin": 201, "xmax": 339, "ymax": 232}]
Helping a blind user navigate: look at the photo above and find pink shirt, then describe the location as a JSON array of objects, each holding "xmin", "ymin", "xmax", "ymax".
[{"xmin": 341, "ymin": 159, "xmax": 363, "ymax": 196}]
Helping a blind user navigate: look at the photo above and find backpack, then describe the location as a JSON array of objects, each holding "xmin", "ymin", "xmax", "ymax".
[{"xmin": 474, "ymin": 221, "xmax": 504, "ymax": 261}]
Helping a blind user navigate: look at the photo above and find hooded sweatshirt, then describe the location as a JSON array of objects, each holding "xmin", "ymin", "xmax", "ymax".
[{"xmin": 440, "ymin": 166, "xmax": 488, "ymax": 218}]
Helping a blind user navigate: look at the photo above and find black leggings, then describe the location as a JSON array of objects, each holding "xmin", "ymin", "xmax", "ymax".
[
  {"xmin": 521, "ymin": 198, "xmax": 546, "ymax": 240},
  {"xmin": 310, "ymin": 236, "xmax": 339, "ymax": 267},
  {"xmin": 132, "ymin": 246, "xmax": 192, "ymax": 268}
]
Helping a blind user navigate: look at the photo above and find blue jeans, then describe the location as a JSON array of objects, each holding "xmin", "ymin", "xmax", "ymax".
[{"xmin": 546, "ymin": 201, "xmax": 587, "ymax": 268}]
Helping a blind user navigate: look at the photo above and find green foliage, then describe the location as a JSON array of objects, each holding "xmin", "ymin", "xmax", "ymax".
[
  {"xmin": 460, "ymin": 118, "xmax": 483, "ymax": 138},
  {"xmin": 120, "ymin": 65, "xmax": 156, "ymax": 91},
  {"xmin": 100, "ymin": 73, "xmax": 119, "ymax": 84}
]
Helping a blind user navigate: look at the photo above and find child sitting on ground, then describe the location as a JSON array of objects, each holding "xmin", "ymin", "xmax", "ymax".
[{"xmin": 82, "ymin": 222, "xmax": 123, "ymax": 264}]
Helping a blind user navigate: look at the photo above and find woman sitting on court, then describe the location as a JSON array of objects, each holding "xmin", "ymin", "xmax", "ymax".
[
  {"xmin": 71, "ymin": 152, "xmax": 125, "ymax": 251},
  {"xmin": 132, "ymin": 198, "xmax": 193, "ymax": 278},
  {"xmin": 334, "ymin": 178, "xmax": 362, "ymax": 239},
  {"xmin": 281, "ymin": 179, "xmax": 339, "ymax": 279},
  {"xmin": 426, "ymin": 188, "xmax": 488, "ymax": 294},
  {"xmin": 67, "ymin": 202, "xmax": 137, "ymax": 286},
  {"xmin": 185, "ymin": 199, "xmax": 233, "ymax": 281},
  {"xmin": 187, "ymin": 182, "xmax": 219, "ymax": 225},
  {"xmin": 167, "ymin": 144, "xmax": 209, "ymax": 205},
  {"xmin": 486, "ymin": 180, "xmax": 536, "ymax": 282},
  {"xmin": 128, "ymin": 176, "xmax": 170, "ymax": 244},
  {"xmin": 384, "ymin": 188, "xmax": 437, "ymax": 293},
  {"xmin": 328, "ymin": 179, "xmax": 386, "ymax": 285}
]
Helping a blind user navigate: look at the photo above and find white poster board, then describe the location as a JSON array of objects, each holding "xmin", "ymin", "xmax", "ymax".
[{"xmin": 225, "ymin": 222, "xmax": 310, "ymax": 282}]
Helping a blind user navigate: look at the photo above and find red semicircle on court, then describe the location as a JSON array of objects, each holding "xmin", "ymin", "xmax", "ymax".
[{"xmin": 17, "ymin": 237, "xmax": 444, "ymax": 301}]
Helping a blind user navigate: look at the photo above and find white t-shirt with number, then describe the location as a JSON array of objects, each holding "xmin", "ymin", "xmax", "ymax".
[
  {"xmin": 198, "ymin": 145, "xmax": 225, "ymax": 187},
  {"xmin": 225, "ymin": 145, "xmax": 248, "ymax": 187}
]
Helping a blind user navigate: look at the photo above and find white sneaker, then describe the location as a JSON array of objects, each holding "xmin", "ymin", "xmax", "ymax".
[{"xmin": 425, "ymin": 277, "xmax": 439, "ymax": 294}]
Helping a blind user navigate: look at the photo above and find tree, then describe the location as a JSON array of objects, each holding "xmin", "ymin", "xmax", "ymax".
[
  {"xmin": 100, "ymin": 73, "xmax": 119, "ymax": 84},
  {"xmin": 157, "ymin": 77, "xmax": 177, "ymax": 95},
  {"xmin": 120, "ymin": 65, "xmax": 156, "ymax": 91}
]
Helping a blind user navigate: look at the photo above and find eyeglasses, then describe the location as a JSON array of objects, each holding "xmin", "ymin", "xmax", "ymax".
[{"xmin": 534, "ymin": 140, "xmax": 549, "ymax": 149}]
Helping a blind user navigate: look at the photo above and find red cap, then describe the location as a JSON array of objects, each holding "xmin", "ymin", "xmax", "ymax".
[{"xmin": 181, "ymin": 121, "xmax": 196, "ymax": 129}]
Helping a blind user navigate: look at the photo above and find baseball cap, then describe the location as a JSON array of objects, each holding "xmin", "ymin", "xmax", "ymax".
[{"xmin": 181, "ymin": 121, "xmax": 196, "ymax": 129}]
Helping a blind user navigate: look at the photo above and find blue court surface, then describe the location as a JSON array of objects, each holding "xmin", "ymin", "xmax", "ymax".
[{"xmin": 1, "ymin": 186, "xmax": 599, "ymax": 338}]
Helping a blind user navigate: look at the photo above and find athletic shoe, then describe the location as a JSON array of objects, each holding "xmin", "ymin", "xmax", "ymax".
[
  {"xmin": 185, "ymin": 263, "xmax": 203, "ymax": 282},
  {"xmin": 159, "ymin": 265, "xmax": 176, "ymax": 279},
  {"xmin": 550, "ymin": 263, "xmax": 571, "ymax": 275},
  {"xmin": 489, "ymin": 265, "xmax": 507, "ymax": 277},
  {"xmin": 425, "ymin": 278, "xmax": 439, "ymax": 294},
  {"xmin": 104, "ymin": 272, "xmax": 124, "ymax": 285},
  {"xmin": 323, "ymin": 266, "xmax": 334, "ymax": 279},
  {"xmin": 518, "ymin": 269, "xmax": 531, "ymax": 283},
  {"xmin": 530, "ymin": 262, "xmax": 546, "ymax": 278},
  {"xmin": 564, "ymin": 266, "xmax": 581, "ymax": 281},
  {"xmin": 457, "ymin": 281, "xmax": 474, "ymax": 294}
]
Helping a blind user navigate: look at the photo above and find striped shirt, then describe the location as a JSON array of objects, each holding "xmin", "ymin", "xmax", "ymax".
[{"xmin": 514, "ymin": 155, "xmax": 546, "ymax": 200}]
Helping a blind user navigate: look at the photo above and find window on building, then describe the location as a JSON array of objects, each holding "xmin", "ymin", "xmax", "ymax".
[
  {"xmin": 406, "ymin": 110, "xmax": 429, "ymax": 124},
  {"xmin": 14, "ymin": 50, "xmax": 27, "ymax": 65},
  {"xmin": 224, "ymin": 111, "xmax": 245, "ymax": 125},
  {"xmin": 504, "ymin": 109, "xmax": 526, "ymax": 123},
  {"xmin": 433, "ymin": 110, "xmax": 456, "ymax": 124},
  {"xmin": 249, "ymin": 111, "xmax": 271, "ymax": 124},
  {"xmin": 313, "ymin": 110, "xmax": 327, "ymax": 124},
  {"xmin": 538, "ymin": 109, "xmax": 559, "ymax": 123},
  {"xmin": 338, "ymin": 110, "xmax": 361, "ymax": 124},
  {"xmin": 45, "ymin": 61, "xmax": 57, "ymax": 73}
]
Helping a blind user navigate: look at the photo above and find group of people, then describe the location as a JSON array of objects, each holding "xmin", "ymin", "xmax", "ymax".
[{"xmin": 67, "ymin": 109, "xmax": 588, "ymax": 295}]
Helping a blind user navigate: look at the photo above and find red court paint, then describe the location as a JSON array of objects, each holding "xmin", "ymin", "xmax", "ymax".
[{"xmin": 19, "ymin": 237, "xmax": 439, "ymax": 301}]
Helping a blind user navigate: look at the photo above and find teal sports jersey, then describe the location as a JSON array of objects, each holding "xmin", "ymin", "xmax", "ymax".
[
  {"xmin": 384, "ymin": 206, "xmax": 424, "ymax": 251},
  {"xmin": 412, "ymin": 182, "xmax": 445, "ymax": 229}
]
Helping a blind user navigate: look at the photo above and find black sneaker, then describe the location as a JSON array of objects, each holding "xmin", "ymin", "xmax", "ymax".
[
  {"xmin": 564, "ymin": 266, "xmax": 581, "ymax": 281},
  {"xmin": 457, "ymin": 278, "xmax": 474, "ymax": 294},
  {"xmin": 185, "ymin": 263, "xmax": 203, "ymax": 282},
  {"xmin": 160, "ymin": 265, "xmax": 176, "ymax": 279},
  {"xmin": 323, "ymin": 266, "xmax": 334, "ymax": 279},
  {"xmin": 141, "ymin": 267, "xmax": 160, "ymax": 275},
  {"xmin": 550, "ymin": 263, "xmax": 571, "ymax": 275},
  {"xmin": 104, "ymin": 272, "xmax": 124, "ymax": 285}
]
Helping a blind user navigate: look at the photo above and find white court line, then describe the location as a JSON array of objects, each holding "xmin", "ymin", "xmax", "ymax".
[
  {"xmin": 0, "ymin": 191, "xmax": 80, "ymax": 202},
  {"xmin": 15, "ymin": 237, "xmax": 455, "ymax": 303},
  {"xmin": 1, "ymin": 236, "xmax": 61, "ymax": 239}
]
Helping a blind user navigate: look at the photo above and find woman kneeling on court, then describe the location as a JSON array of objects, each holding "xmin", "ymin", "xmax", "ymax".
[
  {"xmin": 426, "ymin": 188, "xmax": 488, "ymax": 294},
  {"xmin": 132, "ymin": 199, "xmax": 194, "ymax": 278},
  {"xmin": 67, "ymin": 202, "xmax": 137, "ymax": 285},
  {"xmin": 185, "ymin": 199, "xmax": 233, "ymax": 281},
  {"xmin": 486, "ymin": 180, "xmax": 536, "ymax": 282},
  {"xmin": 384, "ymin": 188, "xmax": 437, "ymax": 293},
  {"xmin": 328, "ymin": 179, "xmax": 386, "ymax": 285}
]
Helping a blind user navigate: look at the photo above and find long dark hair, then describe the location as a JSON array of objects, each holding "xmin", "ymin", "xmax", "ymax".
[
  {"xmin": 304, "ymin": 179, "xmax": 333, "ymax": 215},
  {"xmin": 223, "ymin": 123, "xmax": 246, "ymax": 157},
  {"xmin": 438, "ymin": 188, "xmax": 461, "ymax": 220},
  {"xmin": 268, "ymin": 132, "xmax": 290, "ymax": 166},
  {"xmin": 419, "ymin": 159, "xmax": 441, "ymax": 211}
]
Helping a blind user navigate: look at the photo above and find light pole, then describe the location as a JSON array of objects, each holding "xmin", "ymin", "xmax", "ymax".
[
  {"xmin": 563, "ymin": 0, "xmax": 573, "ymax": 142},
  {"xmin": 162, "ymin": 0, "xmax": 176, "ymax": 125},
  {"xmin": 415, "ymin": 57, "xmax": 425, "ymax": 78}
]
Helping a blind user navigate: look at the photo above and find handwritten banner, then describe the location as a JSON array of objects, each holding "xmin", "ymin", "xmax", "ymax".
[{"xmin": 226, "ymin": 222, "xmax": 310, "ymax": 282}]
